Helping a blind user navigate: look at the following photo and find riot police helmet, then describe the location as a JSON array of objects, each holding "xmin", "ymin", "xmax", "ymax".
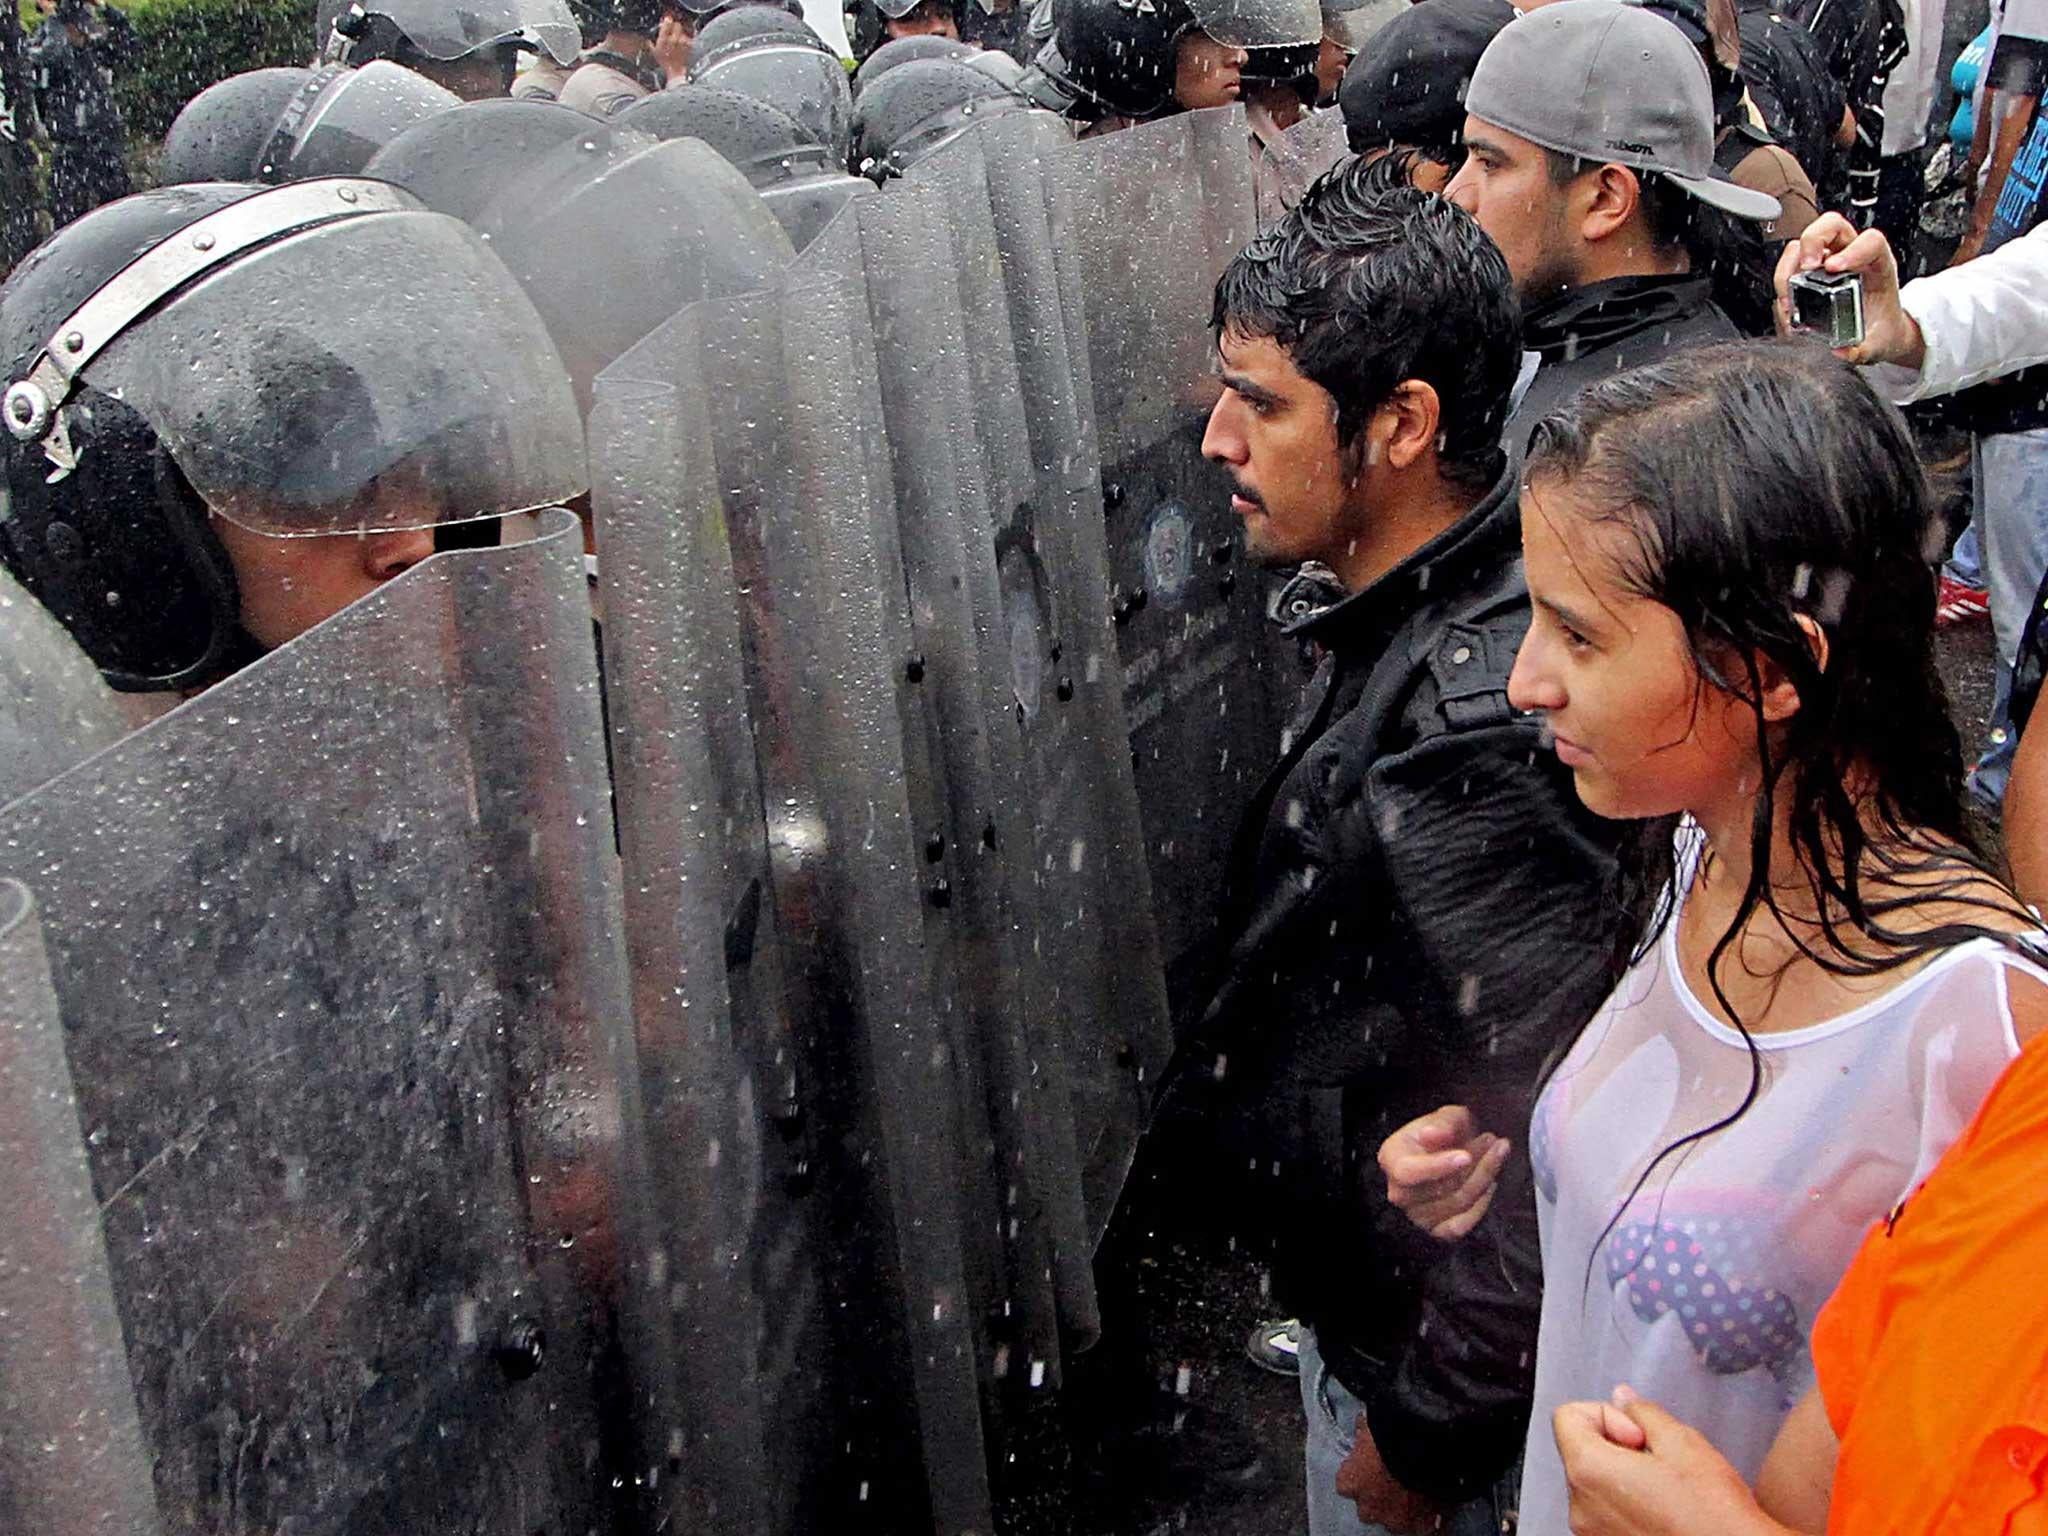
[
  {"xmin": 614, "ymin": 84, "xmax": 838, "ymax": 186},
  {"xmin": 467, "ymin": 133, "xmax": 796, "ymax": 407},
  {"xmin": 687, "ymin": 8, "xmax": 854, "ymax": 157},
  {"xmin": 689, "ymin": 1, "xmax": 828, "ymax": 56},
  {"xmin": 851, "ymin": 31, "xmax": 972, "ymax": 94},
  {"xmin": 850, "ymin": 56, "xmax": 1030, "ymax": 179},
  {"xmin": 0, "ymin": 180, "xmax": 584, "ymax": 691},
  {"xmin": 323, "ymin": 0, "xmax": 582, "ymax": 98},
  {"xmin": 963, "ymin": 46, "xmax": 1026, "ymax": 86},
  {"xmin": 362, "ymin": 97, "xmax": 616, "ymax": 222},
  {"xmin": 1054, "ymin": 0, "xmax": 1319, "ymax": 118},
  {"xmin": 160, "ymin": 63, "xmax": 458, "ymax": 187}
]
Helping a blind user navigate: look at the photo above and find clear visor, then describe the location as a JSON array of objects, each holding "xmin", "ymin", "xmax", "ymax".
[
  {"xmin": 480, "ymin": 137, "xmax": 793, "ymax": 385},
  {"xmin": 1318, "ymin": 0, "xmax": 1402, "ymax": 52},
  {"xmin": 693, "ymin": 47, "xmax": 854, "ymax": 154},
  {"xmin": 82, "ymin": 211, "xmax": 585, "ymax": 536},
  {"xmin": 1190, "ymin": 0, "xmax": 1322, "ymax": 48},
  {"xmin": 369, "ymin": 0, "xmax": 581, "ymax": 63},
  {"xmin": 880, "ymin": 94, "xmax": 1032, "ymax": 176},
  {"xmin": 283, "ymin": 62, "xmax": 459, "ymax": 179}
]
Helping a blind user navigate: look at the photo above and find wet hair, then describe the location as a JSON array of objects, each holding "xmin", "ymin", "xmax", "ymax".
[
  {"xmin": 1542, "ymin": 150, "xmax": 1775, "ymax": 335},
  {"xmin": 1526, "ymin": 341, "xmax": 2044, "ymax": 1255},
  {"xmin": 1210, "ymin": 152, "xmax": 1521, "ymax": 491}
]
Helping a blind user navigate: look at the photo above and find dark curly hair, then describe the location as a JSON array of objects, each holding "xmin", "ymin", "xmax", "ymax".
[{"xmin": 1210, "ymin": 152, "xmax": 1523, "ymax": 492}]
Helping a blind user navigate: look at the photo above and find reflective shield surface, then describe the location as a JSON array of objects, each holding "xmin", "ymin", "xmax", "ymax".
[
  {"xmin": 907, "ymin": 112, "xmax": 1175, "ymax": 1241},
  {"xmin": 1059, "ymin": 106, "xmax": 1286, "ymax": 1043},
  {"xmin": 0, "ymin": 880, "xmax": 161, "ymax": 1536},
  {"xmin": 599, "ymin": 274, "xmax": 991, "ymax": 1535},
  {"xmin": 0, "ymin": 514, "xmax": 662, "ymax": 1536},
  {"xmin": 0, "ymin": 566, "xmax": 129, "ymax": 806}
]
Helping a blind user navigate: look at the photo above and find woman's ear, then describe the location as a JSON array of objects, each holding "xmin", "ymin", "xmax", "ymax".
[{"xmin": 1758, "ymin": 615, "xmax": 1829, "ymax": 724}]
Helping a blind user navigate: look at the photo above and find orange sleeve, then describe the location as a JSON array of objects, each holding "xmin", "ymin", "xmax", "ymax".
[
  {"xmin": 1809, "ymin": 1218, "xmax": 1892, "ymax": 1440},
  {"xmin": 1821, "ymin": 1036, "xmax": 2048, "ymax": 1536}
]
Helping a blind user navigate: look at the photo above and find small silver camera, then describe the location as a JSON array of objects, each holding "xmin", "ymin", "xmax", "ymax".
[{"xmin": 1788, "ymin": 269, "xmax": 1866, "ymax": 348}]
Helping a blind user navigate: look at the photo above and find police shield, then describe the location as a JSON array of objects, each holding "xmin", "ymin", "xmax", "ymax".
[
  {"xmin": 0, "ymin": 880, "xmax": 162, "ymax": 1536},
  {"xmin": 903, "ymin": 110, "xmax": 1175, "ymax": 1240},
  {"xmin": 1253, "ymin": 102, "xmax": 1349, "ymax": 227},
  {"xmin": 798, "ymin": 181, "xmax": 1099, "ymax": 1373},
  {"xmin": 0, "ymin": 566, "xmax": 128, "ymax": 807},
  {"xmin": 0, "ymin": 515, "xmax": 667, "ymax": 1535},
  {"xmin": 587, "ymin": 374, "xmax": 811, "ymax": 1535},
  {"xmin": 595, "ymin": 277, "xmax": 991, "ymax": 1534},
  {"xmin": 1058, "ymin": 105, "xmax": 1287, "ymax": 1036}
]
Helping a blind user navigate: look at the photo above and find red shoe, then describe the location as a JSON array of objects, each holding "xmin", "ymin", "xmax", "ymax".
[{"xmin": 1938, "ymin": 573, "xmax": 1990, "ymax": 628}]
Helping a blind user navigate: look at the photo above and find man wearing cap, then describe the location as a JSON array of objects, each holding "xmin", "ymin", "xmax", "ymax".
[
  {"xmin": 1338, "ymin": 0, "xmax": 1516, "ymax": 190},
  {"xmin": 1443, "ymin": 0, "xmax": 1781, "ymax": 445}
]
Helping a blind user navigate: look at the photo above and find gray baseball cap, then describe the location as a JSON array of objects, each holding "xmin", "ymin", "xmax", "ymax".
[{"xmin": 1464, "ymin": 0, "xmax": 1780, "ymax": 221}]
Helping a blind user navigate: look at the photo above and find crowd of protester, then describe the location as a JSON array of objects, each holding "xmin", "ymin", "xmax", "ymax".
[{"xmin": 5, "ymin": 0, "xmax": 2048, "ymax": 1527}]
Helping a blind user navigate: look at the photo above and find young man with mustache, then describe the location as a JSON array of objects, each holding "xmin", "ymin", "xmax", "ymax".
[{"xmin": 1172, "ymin": 154, "xmax": 1621, "ymax": 1535}]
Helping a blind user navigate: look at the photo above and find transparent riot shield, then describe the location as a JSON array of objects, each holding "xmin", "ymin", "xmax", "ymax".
[
  {"xmin": 0, "ymin": 567, "xmax": 130, "ymax": 806},
  {"xmin": 0, "ymin": 513, "xmax": 668, "ymax": 1536},
  {"xmin": 0, "ymin": 880, "xmax": 162, "ymax": 1536},
  {"xmin": 1057, "ymin": 106, "xmax": 1288, "ymax": 1040},
  {"xmin": 586, "ymin": 373, "xmax": 821, "ymax": 1535},
  {"xmin": 797, "ymin": 182, "xmax": 1099, "ymax": 1377},
  {"xmin": 904, "ymin": 113, "xmax": 1175, "ymax": 1239},
  {"xmin": 1253, "ymin": 105, "xmax": 1350, "ymax": 228},
  {"xmin": 596, "ymin": 281, "xmax": 991, "ymax": 1535}
]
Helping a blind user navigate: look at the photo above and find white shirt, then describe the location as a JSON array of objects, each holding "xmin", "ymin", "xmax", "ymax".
[
  {"xmin": 1515, "ymin": 834, "xmax": 2036, "ymax": 1533},
  {"xmin": 1865, "ymin": 221, "xmax": 2048, "ymax": 401}
]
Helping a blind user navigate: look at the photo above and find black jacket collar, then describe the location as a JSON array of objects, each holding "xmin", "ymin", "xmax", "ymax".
[
  {"xmin": 1522, "ymin": 273, "xmax": 1717, "ymax": 366},
  {"xmin": 1289, "ymin": 455, "xmax": 1520, "ymax": 650}
]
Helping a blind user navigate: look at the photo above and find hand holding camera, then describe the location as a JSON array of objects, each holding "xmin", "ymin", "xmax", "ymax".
[{"xmin": 1772, "ymin": 213, "xmax": 1925, "ymax": 372}]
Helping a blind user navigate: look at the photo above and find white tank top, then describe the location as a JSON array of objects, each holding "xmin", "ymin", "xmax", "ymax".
[{"xmin": 1516, "ymin": 835, "xmax": 2041, "ymax": 1534}]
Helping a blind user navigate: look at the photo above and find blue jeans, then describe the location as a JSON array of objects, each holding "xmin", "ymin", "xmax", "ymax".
[
  {"xmin": 1948, "ymin": 523, "xmax": 1984, "ymax": 587},
  {"xmin": 1297, "ymin": 1325, "xmax": 1517, "ymax": 1536},
  {"xmin": 1969, "ymin": 430, "xmax": 2048, "ymax": 807}
]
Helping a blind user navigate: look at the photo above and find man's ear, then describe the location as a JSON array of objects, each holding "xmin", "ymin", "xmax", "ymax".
[
  {"xmin": 1375, "ymin": 379, "xmax": 1444, "ymax": 474},
  {"xmin": 1578, "ymin": 162, "xmax": 1642, "ymax": 246},
  {"xmin": 1757, "ymin": 615, "xmax": 1830, "ymax": 724}
]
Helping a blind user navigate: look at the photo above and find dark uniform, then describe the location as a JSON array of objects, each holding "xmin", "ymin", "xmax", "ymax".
[
  {"xmin": 1, "ymin": 0, "xmax": 40, "ymax": 275},
  {"xmin": 26, "ymin": 0, "xmax": 134, "ymax": 230}
]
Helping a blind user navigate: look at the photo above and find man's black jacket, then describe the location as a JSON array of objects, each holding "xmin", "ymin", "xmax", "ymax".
[
  {"xmin": 1175, "ymin": 462, "xmax": 1624, "ymax": 1501},
  {"xmin": 1507, "ymin": 274, "xmax": 1741, "ymax": 451}
]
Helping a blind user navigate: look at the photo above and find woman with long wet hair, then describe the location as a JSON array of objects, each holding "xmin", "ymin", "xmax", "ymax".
[{"xmin": 1375, "ymin": 340, "xmax": 2048, "ymax": 1534}]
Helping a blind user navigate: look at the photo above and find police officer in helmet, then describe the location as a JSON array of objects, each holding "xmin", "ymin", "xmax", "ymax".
[
  {"xmin": 846, "ymin": 0, "xmax": 960, "ymax": 62},
  {"xmin": 556, "ymin": 0, "xmax": 694, "ymax": 115},
  {"xmin": 157, "ymin": 63, "xmax": 458, "ymax": 186},
  {"xmin": 1021, "ymin": 0, "xmax": 1321, "ymax": 132},
  {"xmin": 319, "ymin": 0, "xmax": 581, "ymax": 100},
  {"xmin": 0, "ymin": 179, "xmax": 585, "ymax": 693}
]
